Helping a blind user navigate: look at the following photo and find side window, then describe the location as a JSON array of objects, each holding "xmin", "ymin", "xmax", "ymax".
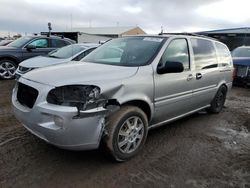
[
  {"xmin": 74, "ymin": 48, "xmax": 95, "ymax": 61},
  {"xmin": 51, "ymin": 39, "xmax": 68, "ymax": 48},
  {"xmin": 191, "ymin": 38, "xmax": 218, "ymax": 70},
  {"xmin": 84, "ymin": 48, "xmax": 95, "ymax": 56},
  {"xmin": 161, "ymin": 39, "xmax": 190, "ymax": 70},
  {"xmin": 215, "ymin": 42, "xmax": 231, "ymax": 66},
  {"xmin": 29, "ymin": 39, "xmax": 48, "ymax": 48}
]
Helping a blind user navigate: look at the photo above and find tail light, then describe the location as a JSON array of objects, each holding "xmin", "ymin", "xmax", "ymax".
[{"xmin": 232, "ymin": 67, "xmax": 236, "ymax": 81}]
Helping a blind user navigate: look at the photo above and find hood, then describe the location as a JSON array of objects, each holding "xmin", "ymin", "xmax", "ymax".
[
  {"xmin": 233, "ymin": 57, "xmax": 250, "ymax": 66},
  {"xmin": 20, "ymin": 56, "xmax": 70, "ymax": 68},
  {"xmin": 0, "ymin": 46, "xmax": 18, "ymax": 51},
  {"xmin": 22, "ymin": 62, "xmax": 138, "ymax": 86}
]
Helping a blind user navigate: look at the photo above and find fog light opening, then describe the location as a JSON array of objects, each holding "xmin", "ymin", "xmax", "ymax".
[{"xmin": 54, "ymin": 116, "xmax": 64, "ymax": 128}]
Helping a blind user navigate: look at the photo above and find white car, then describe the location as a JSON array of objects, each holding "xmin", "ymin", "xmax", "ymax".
[{"xmin": 15, "ymin": 43, "xmax": 99, "ymax": 79}]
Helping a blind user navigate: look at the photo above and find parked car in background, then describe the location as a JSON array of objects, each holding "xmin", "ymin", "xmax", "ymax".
[
  {"xmin": 0, "ymin": 40, "xmax": 14, "ymax": 46},
  {"xmin": 0, "ymin": 35, "xmax": 75, "ymax": 79},
  {"xmin": 12, "ymin": 35, "xmax": 233, "ymax": 161},
  {"xmin": 15, "ymin": 43, "xmax": 99, "ymax": 79},
  {"xmin": 231, "ymin": 46, "xmax": 250, "ymax": 86}
]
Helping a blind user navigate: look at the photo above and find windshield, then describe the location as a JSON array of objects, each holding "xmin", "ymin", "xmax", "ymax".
[
  {"xmin": 48, "ymin": 44, "xmax": 86, "ymax": 59},
  {"xmin": 7, "ymin": 37, "xmax": 32, "ymax": 48},
  {"xmin": 232, "ymin": 47, "xmax": 250, "ymax": 57},
  {"xmin": 0, "ymin": 40, "xmax": 11, "ymax": 46},
  {"xmin": 82, "ymin": 37, "xmax": 166, "ymax": 66}
]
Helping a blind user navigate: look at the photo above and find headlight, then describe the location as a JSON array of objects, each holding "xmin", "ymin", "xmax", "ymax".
[
  {"xmin": 47, "ymin": 85, "xmax": 104, "ymax": 111},
  {"xmin": 18, "ymin": 66, "xmax": 34, "ymax": 73}
]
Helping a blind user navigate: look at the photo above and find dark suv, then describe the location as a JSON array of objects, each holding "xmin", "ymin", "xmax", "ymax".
[{"xmin": 0, "ymin": 35, "xmax": 75, "ymax": 79}]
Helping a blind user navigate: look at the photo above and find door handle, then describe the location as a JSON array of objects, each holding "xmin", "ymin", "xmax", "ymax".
[
  {"xmin": 196, "ymin": 73, "xmax": 202, "ymax": 80},
  {"xmin": 187, "ymin": 74, "xmax": 193, "ymax": 81}
]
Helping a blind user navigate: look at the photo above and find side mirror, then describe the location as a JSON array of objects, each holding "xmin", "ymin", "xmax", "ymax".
[
  {"xmin": 26, "ymin": 44, "xmax": 36, "ymax": 51},
  {"xmin": 157, "ymin": 61, "xmax": 184, "ymax": 74}
]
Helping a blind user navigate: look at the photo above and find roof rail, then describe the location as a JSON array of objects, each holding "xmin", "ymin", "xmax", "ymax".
[{"xmin": 159, "ymin": 32, "xmax": 218, "ymax": 41}]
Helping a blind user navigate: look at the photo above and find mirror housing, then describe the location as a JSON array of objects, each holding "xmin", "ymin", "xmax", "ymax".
[
  {"xmin": 157, "ymin": 61, "xmax": 184, "ymax": 74},
  {"xmin": 26, "ymin": 44, "xmax": 36, "ymax": 51}
]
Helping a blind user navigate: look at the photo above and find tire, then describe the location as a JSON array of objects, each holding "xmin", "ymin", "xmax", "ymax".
[
  {"xmin": 207, "ymin": 85, "xmax": 227, "ymax": 114},
  {"xmin": 103, "ymin": 105, "xmax": 148, "ymax": 162},
  {"xmin": 0, "ymin": 59, "xmax": 17, "ymax": 80}
]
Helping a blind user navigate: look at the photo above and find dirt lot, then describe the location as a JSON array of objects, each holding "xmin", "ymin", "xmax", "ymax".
[{"xmin": 0, "ymin": 80, "xmax": 249, "ymax": 188}]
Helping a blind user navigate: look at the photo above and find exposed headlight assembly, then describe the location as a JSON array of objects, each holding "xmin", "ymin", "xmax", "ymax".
[{"xmin": 47, "ymin": 85, "xmax": 105, "ymax": 112}]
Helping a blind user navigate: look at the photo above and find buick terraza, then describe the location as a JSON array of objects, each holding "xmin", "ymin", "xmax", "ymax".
[{"xmin": 12, "ymin": 35, "xmax": 233, "ymax": 161}]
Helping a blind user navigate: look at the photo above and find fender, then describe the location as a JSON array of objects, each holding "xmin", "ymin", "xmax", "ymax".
[{"xmin": 0, "ymin": 55, "xmax": 20, "ymax": 64}]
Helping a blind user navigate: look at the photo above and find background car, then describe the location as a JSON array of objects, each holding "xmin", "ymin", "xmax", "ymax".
[
  {"xmin": 0, "ymin": 40, "xmax": 14, "ymax": 46},
  {"xmin": 15, "ymin": 43, "xmax": 99, "ymax": 79},
  {"xmin": 0, "ymin": 35, "xmax": 75, "ymax": 79},
  {"xmin": 231, "ymin": 46, "xmax": 250, "ymax": 86}
]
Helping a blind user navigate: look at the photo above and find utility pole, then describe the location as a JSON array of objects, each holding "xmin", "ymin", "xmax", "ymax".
[
  {"xmin": 70, "ymin": 13, "xmax": 72, "ymax": 31},
  {"xmin": 48, "ymin": 22, "xmax": 52, "ymax": 37},
  {"xmin": 160, "ymin": 26, "xmax": 163, "ymax": 34}
]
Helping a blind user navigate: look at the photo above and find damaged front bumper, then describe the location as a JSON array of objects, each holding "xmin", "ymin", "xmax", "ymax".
[{"xmin": 12, "ymin": 78, "xmax": 108, "ymax": 150}]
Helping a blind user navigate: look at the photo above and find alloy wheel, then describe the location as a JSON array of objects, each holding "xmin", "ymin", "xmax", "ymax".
[
  {"xmin": 117, "ymin": 116, "xmax": 144, "ymax": 154},
  {"xmin": 0, "ymin": 61, "xmax": 16, "ymax": 79}
]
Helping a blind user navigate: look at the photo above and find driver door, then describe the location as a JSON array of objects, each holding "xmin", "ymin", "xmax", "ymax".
[
  {"xmin": 21, "ymin": 38, "xmax": 53, "ymax": 61},
  {"xmin": 152, "ymin": 38, "xmax": 195, "ymax": 124}
]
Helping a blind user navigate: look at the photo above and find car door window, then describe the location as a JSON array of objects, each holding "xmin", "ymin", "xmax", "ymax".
[
  {"xmin": 51, "ymin": 39, "xmax": 68, "ymax": 48},
  {"xmin": 29, "ymin": 39, "xmax": 48, "ymax": 48},
  {"xmin": 215, "ymin": 42, "xmax": 231, "ymax": 67},
  {"xmin": 160, "ymin": 39, "xmax": 190, "ymax": 70},
  {"xmin": 75, "ymin": 48, "xmax": 96, "ymax": 61},
  {"xmin": 191, "ymin": 38, "xmax": 218, "ymax": 69}
]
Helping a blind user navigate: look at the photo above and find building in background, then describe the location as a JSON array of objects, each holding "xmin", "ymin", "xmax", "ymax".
[
  {"xmin": 41, "ymin": 26, "xmax": 146, "ymax": 43},
  {"xmin": 198, "ymin": 27, "xmax": 250, "ymax": 51}
]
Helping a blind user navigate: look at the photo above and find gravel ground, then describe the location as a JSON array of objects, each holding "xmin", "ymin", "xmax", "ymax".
[{"xmin": 0, "ymin": 80, "xmax": 249, "ymax": 188}]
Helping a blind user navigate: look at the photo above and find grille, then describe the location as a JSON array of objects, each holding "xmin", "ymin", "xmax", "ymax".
[
  {"xmin": 17, "ymin": 83, "xmax": 38, "ymax": 108},
  {"xmin": 236, "ymin": 65, "xmax": 248, "ymax": 77}
]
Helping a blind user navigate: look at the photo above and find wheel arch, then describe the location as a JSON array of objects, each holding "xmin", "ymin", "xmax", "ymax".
[
  {"xmin": 0, "ymin": 56, "xmax": 19, "ymax": 64},
  {"xmin": 217, "ymin": 81, "xmax": 228, "ymax": 92},
  {"xmin": 121, "ymin": 100, "xmax": 152, "ymax": 122}
]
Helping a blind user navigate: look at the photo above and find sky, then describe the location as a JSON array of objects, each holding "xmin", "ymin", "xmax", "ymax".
[{"xmin": 1, "ymin": 0, "xmax": 250, "ymax": 37}]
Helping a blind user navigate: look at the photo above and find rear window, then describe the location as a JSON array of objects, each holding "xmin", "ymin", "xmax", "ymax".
[
  {"xmin": 215, "ymin": 42, "xmax": 232, "ymax": 66},
  {"xmin": 191, "ymin": 38, "xmax": 218, "ymax": 70}
]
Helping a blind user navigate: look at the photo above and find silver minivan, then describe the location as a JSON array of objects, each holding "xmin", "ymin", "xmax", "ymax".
[{"xmin": 12, "ymin": 34, "xmax": 233, "ymax": 161}]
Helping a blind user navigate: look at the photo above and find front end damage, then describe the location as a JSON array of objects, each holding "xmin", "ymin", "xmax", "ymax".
[{"xmin": 12, "ymin": 78, "xmax": 121, "ymax": 150}]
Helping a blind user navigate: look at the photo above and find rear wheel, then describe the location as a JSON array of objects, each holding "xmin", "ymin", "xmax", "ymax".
[
  {"xmin": 103, "ymin": 106, "xmax": 148, "ymax": 162},
  {"xmin": 207, "ymin": 85, "xmax": 227, "ymax": 113},
  {"xmin": 0, "ymin": 59, "xmax": 17, "ymax": 80}
]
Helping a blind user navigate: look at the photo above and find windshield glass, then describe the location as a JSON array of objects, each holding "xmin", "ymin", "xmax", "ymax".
[
  {"xmin": 48, "ymin": 44, "xmax": 86, "ymax": 59},
  {"xmin": 7, "ymin": 37, "xmax": 32, "ymax": 48},
  {"xmin": 82, "ymin": 37, "xmax": 166, "ymax": 66},
  {"xmin": 232, "ymin": 47, "xmax": 250, "ymax": 57}
]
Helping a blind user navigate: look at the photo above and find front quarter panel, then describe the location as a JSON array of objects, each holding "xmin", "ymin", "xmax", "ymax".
[{"xmin": 99, "ymin": 65, "xmax": 155, "ymax": 121}]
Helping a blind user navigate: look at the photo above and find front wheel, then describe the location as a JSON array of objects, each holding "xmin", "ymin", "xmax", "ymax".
[
  {"xmin": 0, "ymin": 59, "xmax": 17, "ymax": 80},
  {"xmin": 103, "ymin": 106, "xmax": 148, "ymax": 162},
  {"xmin": 207, "ymin": 86, "xmax": 227, "ymax": 113}
]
